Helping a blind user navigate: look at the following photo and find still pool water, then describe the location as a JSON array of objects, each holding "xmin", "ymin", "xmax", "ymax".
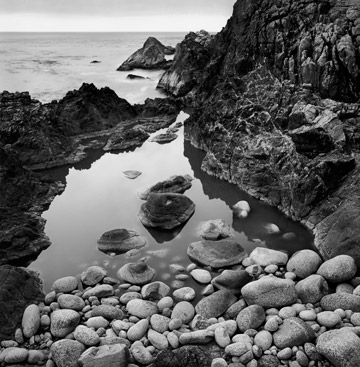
[{"xmin": 31, "ymin": 112, "xmax": 314, "ymax": 299}]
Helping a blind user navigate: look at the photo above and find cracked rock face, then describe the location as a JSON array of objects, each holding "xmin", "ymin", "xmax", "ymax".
[{"xmin": 159, "ymin": 0, "xmax": 360, "ymax": 265}]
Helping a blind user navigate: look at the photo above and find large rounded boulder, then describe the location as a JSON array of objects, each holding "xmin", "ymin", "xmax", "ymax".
[{"xmin": 138, "ymin": 193, "xmax": 195, "ymax": 230}]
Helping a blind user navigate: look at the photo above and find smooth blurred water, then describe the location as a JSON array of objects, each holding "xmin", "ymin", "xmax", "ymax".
[
  {"xmin": 32, "ymin": 113, "xmax": 314, "ymax": 297},
  {"xmin": 0, "ymin": 32, "xmax": 185, "ymax": 103}
]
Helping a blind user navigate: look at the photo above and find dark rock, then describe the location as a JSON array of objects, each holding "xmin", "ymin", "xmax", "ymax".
[
  {"xmin": 90, "ymin": 60, "xmax": 101, "ymax": 64},
  {"xmin": 127, "ymin": 74, "xmax": 146, "ymax": 80},
  {"xmin": 195, "ymin": 290, "xmax": 237, "ymax": 319},
  {"xmin": 139, "ymin": 175, "xmax": 193, "ymax": 200},
  {"xmin": 211, "ymin": 269, "xmax": 252, "ymax": 295},
  {"xmin": 117, "ymin": 37, "xmax": 174, "ymax": 71},
  {"xmin": 0, "ymin": 265, "xmax": 44, "ymax": 342},
  {"xmin": 97, "ymin": 228, "xmax": 146, "ymax": 255},
  {"xmin": 103, "ymin": 126, "xmax": 149, "ymax": 151},
  {"xmin": 138, "ymin": 193, "xmax": 195, "ymax": 230},
  {"xmin": 150, "ymin": 132, "xmax": 178, "ymax": 144},
  {"xmin": 258, "ymin": 355, "xmax": 281, "ymax": 367},
  {"xmin": 158, "ymin": 30, "xmax": 213, "ymax": 97},
  {"xmin": 187, "ymin": 239, "xmax": 247, "ymax": 269},
  {"xmin": 152, "ymin": 344, "xmax": 222, "ymax": 367}
]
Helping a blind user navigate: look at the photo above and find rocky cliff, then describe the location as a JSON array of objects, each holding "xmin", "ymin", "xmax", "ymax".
[{"xmin": 159, "ymin": 0, "xmax": 360, "ymax": 264}]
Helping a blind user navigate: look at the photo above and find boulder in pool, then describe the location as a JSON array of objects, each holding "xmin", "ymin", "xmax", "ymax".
[
  {"xmin": 198, "ymin": 219, "xmax": 233, "ymax": 240},
  {"xmin": 187, "ymin": 239, "xmax": 247, "ymax": 269},
  {"xmin": 139, "ymin": 175, "xmax": 193, "ymax": 200},
  {"xmin": 117, "ymin": 262, "xmax": 156, "ymax": 285},
  {"xmin": 97, "ymin": 229, "xmax": 146, "ymax": 255},
  {"xmin": 138, "ymin": 193, "xmax": 195, "ymax": 230}
]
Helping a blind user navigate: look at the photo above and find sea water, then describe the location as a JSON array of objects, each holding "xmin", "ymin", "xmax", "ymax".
[{"xmin": 1, "ymin": 32, "xmax": 314, "ymax": 296}]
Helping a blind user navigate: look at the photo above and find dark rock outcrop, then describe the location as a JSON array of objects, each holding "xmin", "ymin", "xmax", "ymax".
[
  {"xmin": 0, "ymin": 265, "xmax": 44, "ymax": 342},
  {"xmin": 138, "ymin": 193, "xmax": 195, "ymax": 230},
  {"xmin": 159, "ymin": 0, "xmax": 360, "ymax": 264},
  {"xmin": 117, "ymin": 37, "xmax": 175, "ymax": 71}
]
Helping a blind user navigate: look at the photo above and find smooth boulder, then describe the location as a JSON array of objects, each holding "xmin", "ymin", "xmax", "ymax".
[
  {"xmin": 195, "ymin": 290, "xmax": 237, "ymax": 319},
  {"xmin": 138, "ymin": 193, "xmax": 195, "ymax": 229},
  {"xmin": 249, "ymin": 247, "xmax": 288, "ymax": 267},
  {"xmin": 241, "ymin": 276, "xmax": 297, "ymax": 308},
  {"xmin": 295, "ymin": 274, "xmax": 329, "ymax": 304},
  {"xmin": 187, "ymin": 239, "xmax": 247, "ymax": 269},
  {"xmin": 97, "ymin": 229, "xmax": 146, "ymax": 255},
  {"xmin": 317, "ymin": 255, "xmax": 357, "ymax": 283},
  {"xmin": 286, "ymin": 249, "xmax": 322, "ymax": 278}
]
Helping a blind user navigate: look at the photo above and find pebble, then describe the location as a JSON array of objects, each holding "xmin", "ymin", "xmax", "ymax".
[
  {"xmin": 126, "ymin": 299, "xmax": 159, "ymax": 318},
  {"xmin": 171, "ymin": 301, "xmax": 195, "ymax": 324},
  {"xmin": 190, "ymin": 269, "xmax": 212, "ymax": 283},
  {"xmin": 86, "ymin": 316, "xmax": 109, "ymax": 329},
  {"xmin": 22, "ymin": 304, "xmax": 40, "ymax": 339},
  {"xmin": 277, "ymin": 347, "xmax": 293, "ymax": 359},
  {"xmin": 316, "ymin": 311, "xmax": 341, "ymax": 328},
  {"xmin": 214, "ymin": 326, "xmax": 231, "ymax": 347},
  {"xmin": 157, "ymin": 296, "xmax": 174, "ymax": 312},
  {"xmin": 173, "ymin": 287, "xmax": 196, "ymax": 301},
  {"xmin": 74, "ymin": 325, "xmax": 100, "ymax": 346},
  {"xmin": 148, "ymin": 329, "xmax": 169, "ymax": 350},
  {"xmin": 254, "ymin": 330, "xmax": 273, "ymax": 350},
  {"xmin": 127, "ymin": 319, "xmax": 149, "ymax": 341},
  {"xmin": 80, "ymin": 266, "xmax": 107, "ymax": 286},
  {"xmin": 52, "ymin": 276, "xmax": 78, "ymax": 293},
  {"xmin": 299, "ymin": 309, "xmax": 317, "ymax": 321},
  {"xmin": 150, "ymin": 314, "xmax": 170, "ymax": 333}
]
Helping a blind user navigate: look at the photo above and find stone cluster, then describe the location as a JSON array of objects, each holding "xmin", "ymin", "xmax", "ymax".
[{"xmin": 2, "ymin": 246, "xmax": 360, "ymax": 367}]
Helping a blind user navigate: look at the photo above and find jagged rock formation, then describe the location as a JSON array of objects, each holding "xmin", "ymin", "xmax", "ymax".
[
  {"xmin": 158, "ymin": 0, "xmax": 360, "ymax": 264},
  {"xmin": 117, "ymin": 37, "xmax": 175, "ymax": 71},
  {"xmin": 0, "ymin": 84, "xmax": 180, "ymax": 265}
]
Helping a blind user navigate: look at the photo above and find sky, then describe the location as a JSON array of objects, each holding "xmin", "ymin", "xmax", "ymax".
[{"xmin": 0, "ymin": 0, "xmax": 236, "ymax": 32}]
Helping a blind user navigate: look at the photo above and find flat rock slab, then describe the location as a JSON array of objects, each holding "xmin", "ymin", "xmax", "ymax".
[
  {"xmin": 138, "ymin": 193, "xmax": 195, "ymax": 230},
  {"xmin": 123, "ymin": 170, "xmax": 142, "ymax": 179},
  {"xmin": 118, "ymin": 262, "xmax": 156, "ymax": 285},
  {"xmin": 150, "ymin": 132, "xmax": 178, "ymax": 144},
  {"xmin": 187, "ymin": 239, "xmax": 247, "ymax": 269},
  {"xmin": 97, "ymin": 229, "xmax": 146, "ymax": 255},
  {"xmin": 139, "ymin": 175, "xmax": 193, "ymax": 200}
]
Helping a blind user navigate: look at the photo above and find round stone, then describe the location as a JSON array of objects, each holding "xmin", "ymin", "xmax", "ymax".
[
  {"xmin": 118, "ymin": 263, "xmax": 156, "ymax": 285},
  {"xmin": 50, "ymin": 310, "xmax": 80, "ymax": 338},
  {"xmin": 254, "ymin": 330, "xmax": 273, "ymax": 350},
  {"xmin": 317, "ymin": 255, "xmax": 357, "ymax": 283},
  {"xmin": 316, "ymin": 311, "xmax": 341, "ymax": 328},
  {"xmin": 74, "ymin": 325, "xmax": 100, "ymax": 346},
  {"xmin": 141, "ymin": 281, "xmax": 170, "ymax": 300},
  {"xmin": 52, "ymin": 276, "xmax": 78, "ymax": 293},
  {"xmin": 173, "ymin": 287, "xmax": 196, "ymax": 302},
  {"xmin": 57, "ymin": 294, "xmax": 85, "ymax": 311},
  {"xmin": 171, "ymin": 301, "xmax": 195, "ymax": 324},
  {"xmin": 22, "ymin": 304, "xmax": 40, "ymax": 339},
  {"xmin": 236, "ymin": 305, "xmax": 266, "ymax": 332},
  {"xmin": 190, "ymin": 269, "xmax": 212, "ymax": 284},
  {"xmin": 286, "ymin": 250, "xmax": 322, "ymax": 279},
  {"xmin": 126, "ymin": 299, "xmax": 158, "ymax": 318}
]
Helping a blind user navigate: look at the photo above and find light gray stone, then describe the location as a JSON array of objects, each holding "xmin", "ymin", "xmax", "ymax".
[
  {"xmin": 52, "ymin": 276, "xmax": 78, "ymax": 293},
  {"xmin": 81, "ymin": 266, "xmax": 107, "ymax": 286},
  {"xmin": 78, "ymin": 344, "xmax": 129, "ymax": 367},
  {"xmin": 317, "ymin": 255, "xmax": 357, "ymax": 283},
  {"xmin": 51, "ymin": 340, "xmax": 86, "ymax": 367},
  {"xmin": 295, "ymin": 274, "xmax": 329, "ymax": 304},
  {"xmin": 148, "ymin": 329, "xmax": 169, "ymax": 350},
  {"xmin": 50, "ymin": 310, "xmax": 80, "ymax": 338},
  {"xmin": 236, "ymin": 305, "xmax": 265, "ymax": 332},
  {"xmin": 286, "ymin": 250, "xmax": 322, "ymax": 278},
  {"xmin": 127, "ymin": 319, "xmax": 149, "ymax": 341},
  {"xmin": 195, "ymin": 290, "xmax": 236, "ymax": 319},
  {"xmin": 126, "ymin": 299, "xmax": 158, "ymax": 318},
  {"xmin": 82, "ymin": 285, "xmax": 114, "ymax": 299},
  {"xmin": 74, "ymin": 325, "xmax": 100, "ymax": 346},
  {"xmin": 22, "ymin": 304, "xmax": 40, "ymax": 339},
  {"xmin": 249, "ymin": 247, "xmax": 288, "ymax": 266},
  {"xmin": 171, "ymin": 301, "xmax": 195, "ymax": 324},
  {"xmin": 58, "ymin": 294, "xmax": 85, "ymax": 311}
]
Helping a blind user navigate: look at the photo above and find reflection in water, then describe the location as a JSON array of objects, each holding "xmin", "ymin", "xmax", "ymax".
[{"xmin": 32, "ymin": 112, "xmax": 314, "ymax": 300}]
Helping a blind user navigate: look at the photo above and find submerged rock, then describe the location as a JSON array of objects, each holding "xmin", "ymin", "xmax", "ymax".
[
  {"xmin": 123, "ymin": 170, "xmax": 142, "ymax": 179},
  {"xmin": 138, "ymin": 193, "xmax": 195, "ymax": 230},
  {"xmin": 139, "ymin": 175, "xmax": 193, "ymax": 200},
  {"xmin": 198, "ymin": 219, "xmax": 233, "ymax": 240},
  {"xmin": 117, "ymin": 37, "xmax": 174, "ymax": 71},
  {"xmin": 187, "ymin": 239, "xmax": 247, "ymax": 269},
  {"xmin": 97, "ymin": 229, "xmax": 146, "ymax": 255},
  {"xmin": 117, "ymin": 262, "xmax": 156, "ymax": 285}
]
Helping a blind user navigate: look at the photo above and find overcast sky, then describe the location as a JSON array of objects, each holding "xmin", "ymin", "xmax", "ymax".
[{"xmin": 0, "ymin": 0, "xmax": 236, "ymax": 32}]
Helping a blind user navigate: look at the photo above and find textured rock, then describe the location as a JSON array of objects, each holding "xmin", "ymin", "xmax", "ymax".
[
  {"xmin": 80, "ymin": 266, "xmax": 107, "ymax": 286},
  {"xmin": 187, "ymin": 239, "xmax": 247, "ymax": 269},
  {"xmin": 51, "ymin": 339, "xmax": 86, "ymax": 367},
  {"xmin": 195, "ymin": 290, "xmax": 236, "ymax": 319},
  {"xmin": 273, "ymin": 317, "xmax": 315, "ymax": 349},
  {"xmin": 50, "ymin": 309, "xmax": 80, "ymax": 338},
  {"xmin": 103, "ymin": 126, "xmax": 150, "ymax": 151},
  {"xmin": 82, "ymin": 285, "xmax": 114, "ymax": 299},
  {"xmin": 117, "ymin": 37, "xmax": 174, "ymax": 71},
  {"xmin": 295, "ymin": 274, "xmax": 329, "ymax": 304},
  {"xmin": 236, "ymin": 305, "xmax": 266, "ymax": 332},
  {"xmin": 78, "ymin": 344, "xmax": 129, "ymax": 367},
  {"xmin": 97, "ymin": 229, "xmax": 146, "ymax": 255},
  {"xmin": 171, "ymin": 301, "xmax": 195, "ymax": 324},
  {"xmin": 317, "ymin": 328, "xmax": 360, "ymax": 367},
  {"xmin": 141, "ymin": 281, "xmax": 170, "ymax": 300},
  {"xmin": 74, "ymin": 325, "xmax": 100, "ymax": 347},
  {"xmin": 117, "ymin": 262, "xmax": 156, "ymax": 285},
  {"xmin": 140, "ymin": 175, "xmax": 193, "ymax": 200},
  {"xmin": 138, "ymin": 193, "xmax": 195, "ymax": 229},
  {"xmin": 91, "ymin": 305, "xmax": 124, "ymax": 320},
  {"xmin": 57, "ymin": 294, "xmax": 85, "ymax": 311},
  {"xmin": 321, "ymin": 293, "xmax": 360, "ymax": 312},
  {"xmin": 151, "ymin": 132, "xmax": 178, "ymax": 144},
  {"xmin": 241, "ymin": 276, "xmax": 297, "ymax": 308},
  {"xmin": 198, "ymin": 219, "xmax": 233, "ymax": 240},
  {"xmin": 52, "ymin": 276, "xmax": 78, "ymax": 293},
  {"xmin": 317, "ymin": 255, "xmax": 357, "ymax": 282},
  {"xmin": 0, "ymin": 347, "xmax": 28, "ymax": 364},
  {"xmin": 286, "ymin": 250, "xmax": 323, "ymax": 278}
]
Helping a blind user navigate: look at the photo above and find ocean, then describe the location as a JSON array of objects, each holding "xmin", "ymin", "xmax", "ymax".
[{"xmin": 0, "ymin": 32, "xmax": 186, "ymax": 103}]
